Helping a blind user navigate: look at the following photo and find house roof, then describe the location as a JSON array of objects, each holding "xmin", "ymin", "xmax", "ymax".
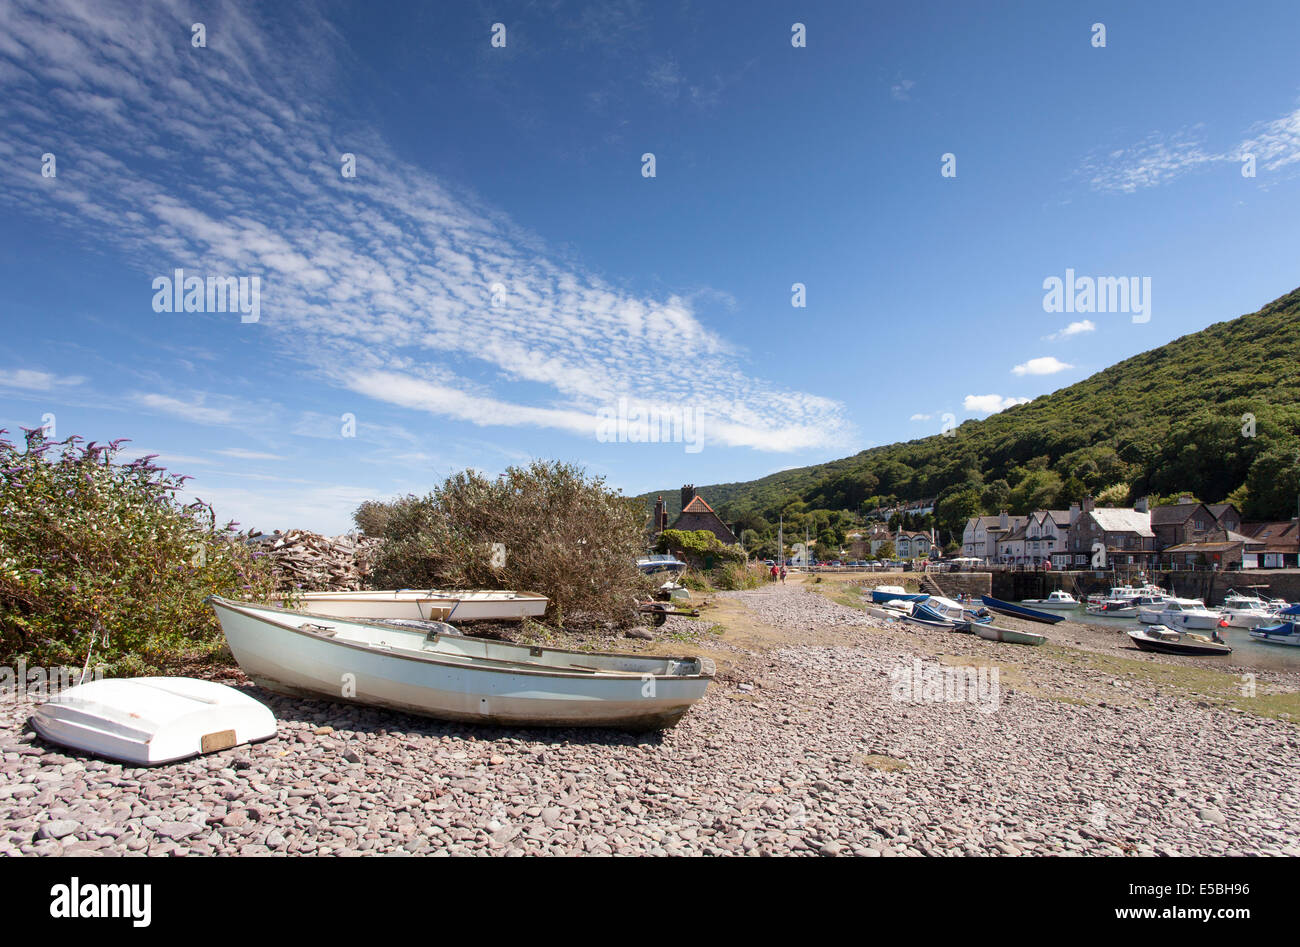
[
  {"xmin": 1035, "ymin": 510, "xmax": 1071, "ymax": 526},
  {"xmin": 680, "ymin": 495, "xmax": 716, "ymax": 515},
  {"xmin": 1163, "ymin": 540, "xmax": 1247, "ymax": 553},
  {"xmin": 1240, "ymin": 521, "xmax": 1300, "ymax": 552},
  {"xmin": 1150, "ymin": 502, "xmax": 1205, "ymax": 526},
  {"xmin": 1087, "ymin": 508, "xmax": 1154, "ymax": 537},
  {"xmin": 1207, "ymin": 503, "xmax": 1238, "ymax": 520}
]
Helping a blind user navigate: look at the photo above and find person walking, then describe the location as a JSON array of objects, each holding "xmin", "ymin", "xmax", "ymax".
[{"xmin": 780, "ymin": 566, "xmax": 787, "ymax": 583}]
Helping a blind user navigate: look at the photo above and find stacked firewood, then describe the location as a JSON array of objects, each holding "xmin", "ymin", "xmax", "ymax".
[{"xmin": 243, "ymin": 529, "xmax": 379, "ymax": 592}]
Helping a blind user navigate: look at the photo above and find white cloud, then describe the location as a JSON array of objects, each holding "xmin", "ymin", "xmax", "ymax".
[
  {"xmin": 0, "ymin": 369, "xmax": 86, "ymax": 390},
  {"xmin": 910, "ymin": 413, "xmax": 932, "ymax": 421},
  {"xmin": 1045, "ymin": 319, "xmax": 1095, "ymax": 341},
  {"xmin": 891, "ymin": 79, "xmax": 914, "ymax": 102},
  {"xmin": 0, "ymin": 0, "xmax": 850, "ymax": 456},
  {"xmin": 132, "ymin": 393, "xmax": 236, "ymax": 426},
  {"xmin": 1081, "ymin": 104, "xmax": 1300, "ymax": 193},
  {"xmin": 1011, "ymin": 356, "xmax": 1073, "ymax": 377},
  {"xmin": 964, "ymin": 394, "xmax": 1031, "ymax": 415}
]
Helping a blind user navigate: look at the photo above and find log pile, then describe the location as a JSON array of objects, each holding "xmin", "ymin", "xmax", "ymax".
[{"xmin": 243, "ymin": 529, "xmax": 379, "ymax": 592}]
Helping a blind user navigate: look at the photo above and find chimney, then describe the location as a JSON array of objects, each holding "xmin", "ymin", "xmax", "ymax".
[
  {"xmin": 1068, "ymin": 501, "xmax": 1080, "ymax": 525},
  {"xmin": 1135, "ymin": 496, "xmax": 1149, "ymax": 513},
  {"xmin": 681, "ymin": 484, "xmax": 696, "ymax": 510},
  {"xmin": 1082, "ymin": 494, "xmax": 1095, "ymax": 513},
  {"xmin": 652, "ymin": 496, "xmax": 666, "ymax": 534},
  {"xmin": 999, "ymin": 509, "xmax": 1009, "ymax": 530}
]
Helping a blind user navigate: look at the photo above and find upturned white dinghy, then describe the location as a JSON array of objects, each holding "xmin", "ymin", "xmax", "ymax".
[
  {"xmin": 286, "ymin": 589, "xmax": 548, "ymax": 622},
  {"xmin": 30, "ymin": 677, "xmax": 277, "ymax": 766},
  {"xmin": 211, "ymin": 597, "xmax": 714, "ymax": 730}
]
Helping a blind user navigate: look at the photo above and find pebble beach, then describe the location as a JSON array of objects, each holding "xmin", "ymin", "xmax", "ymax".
[{"xmin": 2, "ymin": 579, "xmax": 1298, "ymax": 857}]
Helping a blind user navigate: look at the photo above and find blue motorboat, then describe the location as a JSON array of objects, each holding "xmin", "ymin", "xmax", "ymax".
[
  {"xmin": 980, "ymin": 595, "xmax": 1066, "ymax": 625},
  {"xmin": 1250, "ymin": 619, "xmax": 1300, "ymax": 647},
  {"xmin": 870, "ymin": 585, "xmax": 930, "ymax": 604},
  {"xmin": 913, "ymin": 596, "xmax": 993, "ymax": 626}
]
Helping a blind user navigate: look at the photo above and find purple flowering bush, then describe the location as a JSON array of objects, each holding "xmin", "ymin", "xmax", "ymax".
[{"xmin": 0, "ymin": 429, "xmax": 277, "ymax": 672}]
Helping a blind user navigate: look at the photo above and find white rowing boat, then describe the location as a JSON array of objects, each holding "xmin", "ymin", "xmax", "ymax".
[
  {"xmin": 31, "ymin": 677, "xmax": 277, "ymax": 766},
  {"xmin": 210, "ymin": 597, "xmax": 713, "ymax": 730},
  {"xmin": 285, "ymin": 589, "xmax": 548, "ymax": 622}
]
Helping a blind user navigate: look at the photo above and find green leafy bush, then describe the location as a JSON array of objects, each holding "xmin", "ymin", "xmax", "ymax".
[
  {"xmin": 362, "ymin": 461, "xmax": 646, "ymax": 627},
  {"xmin": 0, "ymin": 430, "xmax": 277, "ymax": 672},
  {"xmin": 655, "ymin": 528, "xmax": 746, "ymax": 565}
]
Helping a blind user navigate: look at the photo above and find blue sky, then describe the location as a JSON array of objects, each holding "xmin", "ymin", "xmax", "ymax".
[{"xmin": 2, "ymin": 0, "xmax": 1299, "ymax": 533}]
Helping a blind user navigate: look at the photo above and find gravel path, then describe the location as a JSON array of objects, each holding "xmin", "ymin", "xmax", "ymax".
[{"xmin": 2, "ymin": 582, "xmax": 1297, "ymax": 856}]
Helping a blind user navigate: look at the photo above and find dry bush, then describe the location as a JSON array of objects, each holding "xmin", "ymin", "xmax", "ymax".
[{"xmin": 362, "ymin": 461, "xmax": 647, "ymax": 627}]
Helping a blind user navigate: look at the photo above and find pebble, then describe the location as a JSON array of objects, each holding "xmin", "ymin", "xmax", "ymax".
[{"xmin": 0, "ymin": 583, "xmax": 1295, "ymax": 856}]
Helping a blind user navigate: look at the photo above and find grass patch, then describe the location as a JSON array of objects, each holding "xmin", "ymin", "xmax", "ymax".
[{"xmin": 853, "ymin": 753, "xmax": 909, "ymax": 772}]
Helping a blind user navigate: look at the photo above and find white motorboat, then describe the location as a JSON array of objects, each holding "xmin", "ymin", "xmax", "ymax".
[
  {"xmin": 1021, "ymin": 590, "xmax": 1079, "ymax": 609},
  {"xmin": 30, "ymin": 677, "xmax": 277, "ymax": 766},
  {"xmin": 1219, "ymin": 590, "xmax": 1285, "ymax": 628},
  {"xmin": 1155, "ymin": 598, "xmax": 1222, "ymax": 631},
  {"xmin": 286, "ymin": 589, "xmax": 548, "ymax": 622},
  {"xmin": 210, "ymin": 597, "xmax": 713, "ymax": 730}
]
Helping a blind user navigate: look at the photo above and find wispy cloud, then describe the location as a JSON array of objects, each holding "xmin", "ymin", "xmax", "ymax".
[
  {"xmin": 1011, "ymin": 356, "xmax": 1072, "ymax": 377},
  {"xmin": 0, "ymin": 368, "xmax": 86, "ymax": 390},
  {"xmin": 213, "ymin": 448, "xmax": 284, "ymax": 461},
  {"xmin": 0, "ymin": 0, "xmax": 849, "ymax": 455},
  {"xmin": 964, "ymin": 394, "xmax": 1030, "ymax": 415},
  {"xmin": 891, "ymin": 78, "xmax": 915, "ymax": 102},
  {"xmin": 909, "ymin": 412, "xmax": 932, "ymax": 421},
  {"xmin": 1080, "ymin": 104, "xmax": 1300, "ymax": 193}
]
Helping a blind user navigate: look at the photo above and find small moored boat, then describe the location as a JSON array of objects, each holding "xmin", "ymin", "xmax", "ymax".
[
  {"xmin": 211, "ymin": 597, "xmax": 713, "ymax": 730},
  {"xmin": 1127, "ymin": 626, "xmax": 1231, "ymax": 656},
  {"xmin": 973, "ymin": 624, "xmax": 1047, "ymax": 646},
  {"xmin": 1249, "ymin": 614, "xmax": 1300, "ymax": 647},
  {"xmin": 1021, "ymin": 590, "xmax": 1079, "ymax": 609},
  {"xmin": 286, "ymin": 589, "xmax": 548, "ymax": 623},
  {"xmin": 980, "ymin": 596, "xmax": 1065, "ymax": 624}
]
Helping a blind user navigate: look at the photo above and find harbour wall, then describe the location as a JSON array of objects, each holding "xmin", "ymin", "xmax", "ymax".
[{"xmin": 988, "ymin": 569, "xmax": 1300, "ymax": 605}]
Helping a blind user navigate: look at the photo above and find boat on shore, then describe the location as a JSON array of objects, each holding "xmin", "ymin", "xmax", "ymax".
[
  {"xmin": 973, "ymin": 624, "xmax": 1047, "ymax": 646},
  {"xmin": 285, "ymin": 589, "xmax": 548, "ymax": 622},
  {"xmin": 31, "ymin": 677, "xmax": 277, "ymax": 766},
  {"xmin": 210, "ymin": 597, "xmax": 712, "ymax": 730},
  {"xmin": 636, "ymin": 554, "xmax": 687, "ymax": 575},
  {"xmin": 1021, "ymin": 590, "xmax": 1079, "ymax": 609},
  {"xmin": 980, "ymin": 596, "xmax": 1065, "ymax": 624},
  {"xmin": 1127, "ymin": 625, "xmax": 1231, "ymax": 656},
  {"xmin": 914, "ymin": 596, "xmax": 993, "ymax": 625},
  {"xmin": 870, "ymin": 585, "xmax": 929, "ymax": 604}
]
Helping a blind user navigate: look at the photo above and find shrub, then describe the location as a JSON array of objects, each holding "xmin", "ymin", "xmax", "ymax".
[
  {"xmin": 363, "ymin": 461, "xmax": 646, "ymax": 627},
  {"xmin": 655, "ymin": 528, "xmax": 746, "ymax": 566},
  {"xmin": 710, "ymin": 561, "xmax": 764, "ymax": 591},
  {"xmin": 0, "ymin": 430, "xmax": 277, "ymax": 672}
]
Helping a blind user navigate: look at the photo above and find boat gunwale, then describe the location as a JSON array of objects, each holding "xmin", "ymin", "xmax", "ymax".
[
  {"xmin": 284, "ymin": 590, "xmax": 549, "ymax": 603},
  {"xmin": 210, "ymin": 597, "xmax": 715, "ymax": 682}
]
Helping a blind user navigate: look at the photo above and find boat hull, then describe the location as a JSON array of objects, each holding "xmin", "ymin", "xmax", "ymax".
[
  {"xmin": 288, "ymin": 590, "xmax": 548, "ymax": 622},
  {"xmin": 1127, "ymin": 631, "xmax": 1230, "ymax": 656},
  {"xmin": 973, "ymin": 625, "xmax": 1047, "ymax": 646},
  {"xmin": 212, "ymin": 598, "xmax": 711, "ymax": 731},
  {"xmin": 1249, "ymin": 622, "xmax": 1300, "ymax": 646},
  {"xmin": 870, "ymin": 589, "xmax": 929, "ymax": 604},
  {"xmin": 980, "ymin": 596, "xmax": 1065, "ymax": 624},
  {"xmin": 1158, "ymin": 611, "xmax": 1221, "ymax": 631}
]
